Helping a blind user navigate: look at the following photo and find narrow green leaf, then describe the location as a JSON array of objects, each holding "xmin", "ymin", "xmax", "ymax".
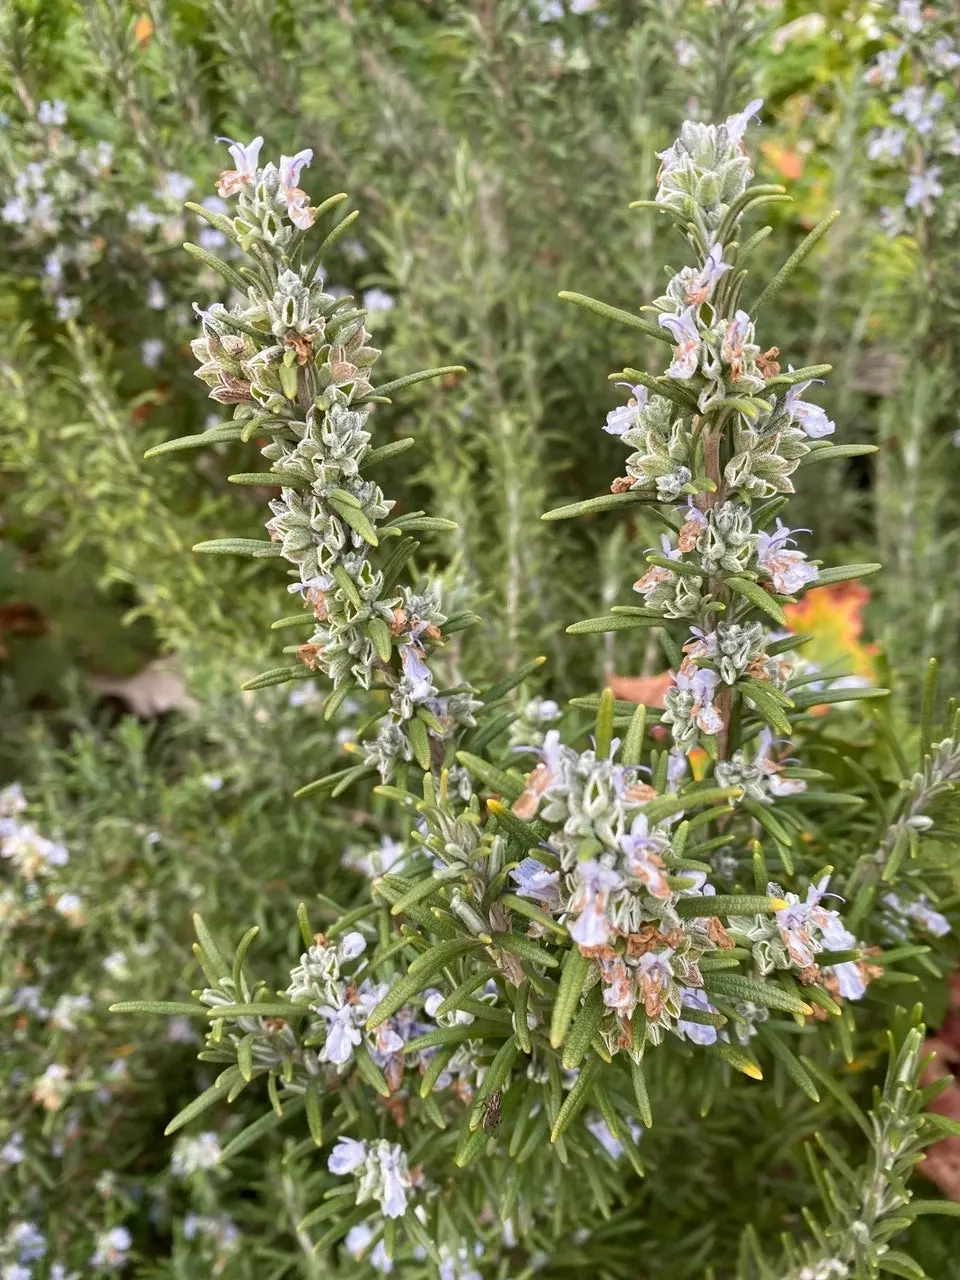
[
  {"xmin": 705, "ymin": 973, "xmax": 810, "ymax": 1016},
  {"xmin": 240, "ymin": 666, "xmax": 314, "ymax": 692},
  {"xmin": 551, "ymin": 948, "xmax": 592, "ymax": 1049},
  {"xmin": 674, "ymin": 894, "xmax": 779, "ymax": 919},
  {"xmin": 621, "ymin": 704, "xmax": 648, "ymax": 766},
  {"xmin": 558, "ymin": 291, "xmax": 672, "ymax": 343},
  {"xmin": 752, "ymin": 210, "xmax": 841, "ymax": 315},
  {"xmin": 220, "ymin": 1097, "xmax": 305, "ymax": 1160},
  {"xmin": 456, "ymin": 752, "xmax": 526, "ymax": 801},
  {"xmin": 354, "ymin": 1043, "xmax": 392, "ymax": 1097},
  {"xmin": 408, "ymin": 716, "xmax": 432, "ymax": 771},
  {"xmin": 367, "ymin": 617, "xmax": 393, "ymax": 663},
  {"xmin": 758, "ymin": 1029, "xmax": 820, "ymax": 1101},
  {"xmin": 193, "ymin": 538, "xmax": 283, "ymax": 558},
  {"xmin": 726, "ymin": 576, "xmax": 787, "ymax": 625},
  {"xmin": 271, "ymin": 612, "xmax": 316, "ymax": 629},
  {"xmin": 109, "ymin": 1001, "xmax": 208, "ymax": 1016},
  {"xmin": 799, "ymin": 444, "xmax": 878, "ymax": 466},
  {"xmin": 630, "ymin": 1059, "xmax": 653, "ymax": 1128},
  {"xmin": 566, "ymin": 614, "xmax": 662, "ymax": 635},
  {"xmin": 562, "ymin": 983, "xmax": 605, "ymax": 1070},
  {"xmin": 790, "ymin": 686, "xmax": 889, "ymax": 710},
  {"xmin": 551, "ymin": 1054, "xmax": 601, "ymax": 1142},
  {"xmin": 183, "ymin": 241, "xmax": 251, "ymax": 292},
  {"xmin": 594, "ymin": 687, "xmax": 615, "ymax": 759},
  {"xmin": 328, "ymin": 495, "xmax": 379, "ymax": 545},
  {"xmin": 144, "ymin": 424, "xmax": 243, "ymax": 457},
  {"xmin": 208, "ymin": 1003, "xmax": 306, "ymax": 1018},
  {"xmin": 541, "ymin": 491, "xmax": 656, "ymax": 522},
  {"xmin": 363, "ymin": 437, "xmax": 416, "ymax": 466},
  {"xmin": 715, "ymin": 1042, "xmax": 764, "ymax": 1080},
  {"xmin": 492, "ymin": 931, "xmax": 560, "ymax": 968},
  {"xmin": 372, "ymin": 366, "xmax": 466, "ymax": 399},
  {"xmin": 164, "ymin": 1068, "xmax": 241, "ymax": 1136},
  {"xmin": 814, "ymin": 563, "xmax": 881, "ymax": 587}
]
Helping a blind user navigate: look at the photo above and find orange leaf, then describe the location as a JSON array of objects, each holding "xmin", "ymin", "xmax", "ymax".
[
  {"xmin": 134, "ymin": 14, "xmax": 154, "ymax": 46},
  {"xmin": 760, "ymin": 141, "xmax": 804, "ymax": 182},
  {"xmin": 607, "ymin": 671, "xmax": 673, "ymax": 708}
]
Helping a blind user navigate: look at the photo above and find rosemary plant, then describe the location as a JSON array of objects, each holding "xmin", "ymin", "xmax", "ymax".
[{"xmin": 113, "ymin": 104, "xmax": 960, "ymax": 1277}]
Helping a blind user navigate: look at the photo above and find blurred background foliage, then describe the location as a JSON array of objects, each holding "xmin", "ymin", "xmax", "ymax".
[{"xmin": 2, "ymin": 0, "xmax": 960, "ymax": 1275}]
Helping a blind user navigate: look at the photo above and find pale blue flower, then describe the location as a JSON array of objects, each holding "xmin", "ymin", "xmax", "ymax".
[
  {"xmin": 216, "ymin": 136, "xmax": 264, "ymax": 196},
  {"xmin": 509, "ymin": 858, "xmax": 561, "ymax": 910},
  {"xmin": 676, "ymin": 987, "xmax": 719, "ymax": 1045},
  {"xmin": 659, "ymin": 306, "xmax": 701, "ymax": 379},
  {"xmin": 784, "ymin": 378, "xmax": 835, "ymax": 437},
  {"xmin": 724, "ymin": 98, "xmax": 763, "ymax": 148},
  {"xmin": 363, "ymin": 288, "xmax": 395, "ymax": 313},
  {"xmin": 905, "ymin": 167, "xmax": 943, "ymax": 214},
  {"xmin": 141, "ymin": 339, "xmax": 165, "ymax": 369},
  {"xmin": 756, "ymin": 520, "xmax": 818, "ymax": 595},
  {"xmin": 604, "ymin": 383, "xmax": 648, "ymax": 436},
  {"xmin": 328, "ymin": 1136, "xmax": 367, "ymax": 1175},
  {"xmin": 38, "ymin": 99, "xmax": 67, "ymax": 126},
  {"xmin": 319, "ymin": 1004, "xmax": 362, "ymax": 1064}
]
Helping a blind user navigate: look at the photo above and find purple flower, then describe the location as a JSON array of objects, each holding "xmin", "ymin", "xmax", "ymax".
[
  {"xmin": 509, "ymin": 858, "xmax": 561, "ymax": 911},
  {"xmin": 720, "ymin": 309, "xmax": 753, "ymax": 380},
  {"xmin": 659, "ymin": 306, "xmax": 702, "ymax": 379},
  {"xmin": 895, "ymin": 0, "xmax": 923, "ymax": 34},
  {"xmin": 676, "ymin": 986, "xmax": 719, "ymax": 1045},
  {"xmin": 604, "ymin": 384, "xmax": 648, "ymax": 436},
  {"xmin": 328, "ymin": 1136, "xmax": 367, "ymax": 1175},
  {"xmin": 216, "ymin": 135, "xmax": 264, "ymax": 197},
  {"xmin": 867, "ymin": 126, "xmax": 907, "ymax": 165},
  {"xmin": 724, "ymin": 98, "xmax": 763, "ymax": 148},
  {"xmin": 278, "ymin": 149, "xmax": 316, "ymax": 229},
  {"xmin": 619, "ymin": 815, "xmax": 671, "ymax": 898},
  {"xmin": 905, "ymin": 168, "xmax": 943, "ymax": 215},
  {"xmin": 756, "ymin": 520, "xmax": 818, "ymax": 595},
  {"xmin": 684, "ymin": 244, "xmax": 731, "ymax": 306},
  {"xmin": 279, "ymin": 149, "xmax": 313, "ymax": 192},
  {"xmin": 674, "ymin": 665, "xmax": 723, "ymax": 736},
  {"xmin": 376, "ymin": 1144, "xmax": 411, "ymax": 1218},
  {"xmin": 568, "ymin": 859, "xmax": 623, "ymax": 950},
  {"xmin": 38, "ymin": 99, "xmax": 68, "ymax": 126},
  {"xmin": 828, "ymin": 961, "xmax": 866, "ymax": 1001},
  {"xmin": 318, "ymin": 1004, "xmax": 362, "ymax": 1065},
  {"xmin": 891, "ymin": 87, "xmax": 944, "ymax": 135},
  {"xmin": 399, "ymin": 644, "xmax": 434, "ymax": 702},
  {"xmin": 865, "ymin": 47, "xmax": 904, "ymax": 89}
]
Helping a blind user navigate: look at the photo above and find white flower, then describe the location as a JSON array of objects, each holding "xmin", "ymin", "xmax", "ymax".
[{"xmin": 170, "ymin": 1132, "xmax": 221, "ymax": 1176}]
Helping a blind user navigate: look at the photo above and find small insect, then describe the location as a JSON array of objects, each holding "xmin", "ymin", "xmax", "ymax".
[{"xmin": 481, "ymin": 1090, "xmax": 502, "ymax": 1134}]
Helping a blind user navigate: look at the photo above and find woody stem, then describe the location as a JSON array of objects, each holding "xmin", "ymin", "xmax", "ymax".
[{"xmin": 703, "ymin": 420, "xmax": 733, "ymax": 761}]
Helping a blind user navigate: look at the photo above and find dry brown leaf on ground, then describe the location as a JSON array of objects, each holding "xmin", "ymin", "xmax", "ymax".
[
  {"xmin": 920, "ymin": 973, "xmax": 960, "ymax": 1200},
  {"xmin": 87, "ymin": 656, "xmax": 197, "ymax": 718}
]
